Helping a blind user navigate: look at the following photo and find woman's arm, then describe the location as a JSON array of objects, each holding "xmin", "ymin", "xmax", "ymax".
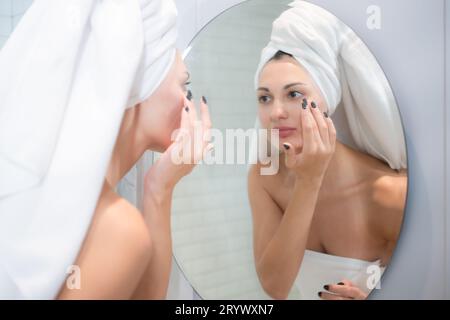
[
  {"xmin": 131, "ymin": 180, "xmax": 174, "ymax": 299},
  {"xmin": 249, "ymin": 167, "xmax": 323, "ymax": 299},
  {"xmin": 132, "ymin": 96, "xmax": 212, "ymax": 299},
  {"xmin": 249, "ymin": 101, "xmax": 336, "ymax": 300},
  {"xmin": 58, "ymin": 180, "xmax": 152, "ymax": 299}
]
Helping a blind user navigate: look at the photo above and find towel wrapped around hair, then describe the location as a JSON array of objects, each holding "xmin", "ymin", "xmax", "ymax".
[
  {"xmin": 254, "ymin": 0, "xmax": 406, "ymax": 170},
  {"xmin": 0, "ymin": 0, "xmax": 177, "ymax": 298}
]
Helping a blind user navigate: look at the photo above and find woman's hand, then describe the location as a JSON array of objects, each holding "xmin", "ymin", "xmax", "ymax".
[
  {"xmin": 144, "ymin": 95, "xmax": 212, "ymax": 194},
  {"xmin": 283, "ymin": 100, "xmax": 336, "ymax": 182},
  {"xmin": 318, "ymin": 279, "xmax": 368, "ymax": 300},
  {"xmin": 137, "ymin": 95, "xmax": 211, "ymax": 300}
]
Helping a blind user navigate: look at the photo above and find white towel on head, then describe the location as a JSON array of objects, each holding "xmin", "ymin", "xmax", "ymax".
[
  {"xmin": 0, "ymin": 0, "xmax": 177, "ymax": 299},
  {"xmin": 254, "ymin": 0, "xmax": 406, "ymax": 170}
]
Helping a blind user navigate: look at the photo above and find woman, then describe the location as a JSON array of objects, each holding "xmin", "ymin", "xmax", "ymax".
[
  {"xmin": 58, "ymin": 51, "xmax": 211, "ymax": 300},
  {"xmin": 0, "ymin": 0, "xmax": 211, "ymax": 299},
  {"xmin": 248, "ymin": 2, "xmax": 407, "ymax": 300}
]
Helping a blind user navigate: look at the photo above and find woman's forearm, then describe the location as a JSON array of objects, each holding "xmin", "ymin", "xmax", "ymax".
[
  {"xmin": 132, "ymin": 184, "xmax": 174, "ymax": 299},
  {"xmin": 257, "ymin": 177, "xmax": 323, "ymax": 299}
]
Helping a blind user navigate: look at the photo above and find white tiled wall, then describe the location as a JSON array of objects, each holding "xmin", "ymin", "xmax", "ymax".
[{"xmin": 0, "ymin": 0, "xmax": 33, "ymax": 48}]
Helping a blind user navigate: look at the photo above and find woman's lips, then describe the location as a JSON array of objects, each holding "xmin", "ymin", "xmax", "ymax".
[{"xmin": 274, "ymin": 127, "xmax": 297, "ymax": 138}]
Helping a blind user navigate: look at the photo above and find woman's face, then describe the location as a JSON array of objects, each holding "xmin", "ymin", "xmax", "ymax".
[
  {"xmin": 257, "ymin": 55, "xmax": 327, "ymax": 153},
  {"xmin": 137, "ymin": 50, "xmax": 190, "ymax": 152}
]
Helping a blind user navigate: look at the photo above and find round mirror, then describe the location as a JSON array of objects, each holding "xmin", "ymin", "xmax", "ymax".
[{"xmin": 172, "ymin": 0, "xmax": 408, "ymax": 300}]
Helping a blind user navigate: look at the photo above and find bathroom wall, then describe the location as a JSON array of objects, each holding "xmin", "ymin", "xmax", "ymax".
[
  {"xmin": 0, "ymin": 0, "xmax": 32, "ymax": 49},
  {"xmin": 445, "ymin": 0, "xmax": 450, "ymax": 299}
]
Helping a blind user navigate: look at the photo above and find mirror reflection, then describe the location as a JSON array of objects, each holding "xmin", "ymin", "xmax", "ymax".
[{"xmin": 173, "ymin": 0, "xmax": 407, "ymax": 300}]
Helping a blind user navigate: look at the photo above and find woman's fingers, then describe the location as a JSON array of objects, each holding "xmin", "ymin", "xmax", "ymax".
[
  {"xmin": 185, "ymin": 93, "xmax": 214, "ymax": 164},
  {"xmin": 282, "ymin": 142, "xmax": 296, "ymax": 168},
  {"xmin": 325, "ymin": 113, "xmax": 337, "ymax": 149},
  {"xmin": 321, "ymin": 280, "xmax": 367, "ymax": 300},
  {"xmin": 318, "ymin": 291, "xmax": 352, "ymax": 300},
  {"xmin": 300, "ymin": 99, "xmax": 321, "ymax": 154},
  {"xmin": 176, "ymin": 101, "xmax": 190, "ymax": 142},
  {"xmin": 309, "ymin": 101, "xmax": 329, "ymax": 147},
  {"xmin": 324, "ymin": 284, "xmax": 355, "ymax": 298},
  {"xmin": 186, "ymin": 98, "xmax": 197, "ymax": 126}
]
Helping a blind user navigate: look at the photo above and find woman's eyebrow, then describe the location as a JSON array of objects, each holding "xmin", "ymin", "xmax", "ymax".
[
  {"xmin": 185, "ymin": 71, "xmax": 191, "ymax": 81},
  {"xmin": 284, "ymin": 82, "xmax": 306, "ymax": 90},
  {"xmin": 258, "ymin": 82, "xmax": 306, "ymax": 92}
]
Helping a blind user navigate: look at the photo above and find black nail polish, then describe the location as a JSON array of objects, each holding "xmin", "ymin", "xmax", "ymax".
[
  {"xmin": 302, "ymin": 98, "xmax": 308, "ymax": 109},
  {"xmin": 318, "ymin": 292, "xmax": 322, "ymax": 297},
  {"xmin": 323, "ymin": 111, "xmax": 329, "ymax": 118},
  {"xmin": 311, "ymin": 101, "xmax": 317, "ymax": 108},
  {"xmin": 202, "ymin": 96, "xmax": 208, "ymax": 104},
  {"xmin": 324, "ymin": 285, "xmax": 329, "ymax": 291},
  {"xmin": 302, "ymin": 101, "xmax": 308, "ymax": 109},
  {"xmin": 337, "ymin": 282, "xmax": 344, "ymax": 285},
  {"xmin": 283, "ymin": 143, "xmax": 290, "ymax": 150},
  {"xmin": 186, "ymin": 90, "xmax": 193, "ymax": 101},
  {"xmin": 185, "ymin": 106, "xmax": 189, "ymax": 112}
]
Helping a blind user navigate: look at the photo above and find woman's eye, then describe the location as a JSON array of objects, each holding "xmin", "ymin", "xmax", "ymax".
[
  {"xmin": 258, "ymin": 95, "xmax": 271, "ymax": 104},
  {"xmin": 289, "ymin": 91, "xmax": 303, "ymax": 99}
]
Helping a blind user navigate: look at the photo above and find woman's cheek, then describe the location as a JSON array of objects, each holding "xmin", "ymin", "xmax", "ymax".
[
  {"xmin": 258, "ymin": 109, "xmax": 271, "ymax": 128},
  {"xmin": 164, "ymin": 94, "xmax": 184, "ymax": 140}
]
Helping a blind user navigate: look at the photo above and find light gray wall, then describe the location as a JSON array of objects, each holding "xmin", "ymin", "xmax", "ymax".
[{"xmin": 445, "ymin": 0, "xmax": 450, "ymax": 299}]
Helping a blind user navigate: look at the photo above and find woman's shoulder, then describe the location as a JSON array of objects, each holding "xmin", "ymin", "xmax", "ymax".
[
  {"xmin": 98, "ymin": 181, "xmax": 142, "ymax": 218},
  {"xmin": 371, "ymin": 169, "xmax": 407, "ymax": 212},
  {"xmin": 349, "ymin": 143, "xmax": 408, "ymax": 210},
  {"xmin": 370, "ymin": 169, "xmax": 407, "ymax": 243}
]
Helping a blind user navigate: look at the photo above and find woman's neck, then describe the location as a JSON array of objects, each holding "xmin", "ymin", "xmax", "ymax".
[
  {"xmin": 106, "ymin": 107, "xmax": 148, "ymax": 188},
  {"xmin": 321, "ymin": 140, "xmax": 398, "ymax": 197},
  {"xmin": 320, "ymin": 141, "xmax": 364, "ymax": 194}
]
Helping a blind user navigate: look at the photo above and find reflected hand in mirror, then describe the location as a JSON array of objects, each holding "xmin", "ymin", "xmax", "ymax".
[
  {"xmin": 248, "ymin": 1, "xmax": 407, "ymax": 300},
  {"xmin": 319, "ymin": 280, "xmax": 368, "ymax": 300},
  {"xmin": 249, "ymin": 49, "xmax": 407, "ymax": 300},
  {"xmin": 173, "ymin": 0, "xmax": 408, "ymax": 301}
]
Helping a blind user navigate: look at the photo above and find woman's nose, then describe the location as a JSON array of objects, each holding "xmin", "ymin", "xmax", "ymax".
[{"xmin": 270, "ymin": 101, "xmax": 288, "ymax": 121}]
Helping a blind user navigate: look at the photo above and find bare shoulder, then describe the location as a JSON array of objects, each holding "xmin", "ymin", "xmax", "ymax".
[
  {"xmin": 94, "ymin": 181, "xmax": 149, "ymax": 243},
  {"xmin": 372, "ymin": 169, "xmax": 408, "ymax": 212},
  {"xmin": 97, "ymin": 181, "xmax": 140, "ymax": 215},
  {"xmin": 370, "ymin": 169, "xmax": 407, "ymax": 243}
]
